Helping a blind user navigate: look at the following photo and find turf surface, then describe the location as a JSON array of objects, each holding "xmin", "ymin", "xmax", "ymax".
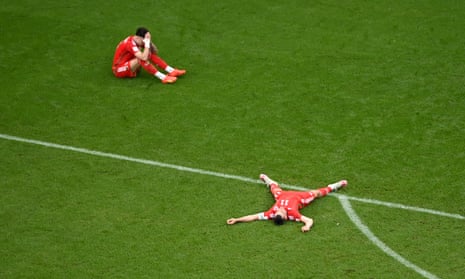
[{"xmin": 1, "ymin": 1, "xmax": 464, "ymax": 278}]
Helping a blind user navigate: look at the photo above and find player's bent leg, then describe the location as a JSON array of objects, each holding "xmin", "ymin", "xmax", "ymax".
[
  {"xmin": 113, "ymin": 61, "xmax": 138, "ymax": 78},
  {"xmin": 149, "ymin": 53, "xmax": 168, "ymax": 69},
  {"xmin": 129, "ymin": 59, "xmax": 141, "ymax": 72},
  {"xmin": 137, "ymin": 59, "xmax": 177, "ymax": 84},
  {"xmin": 139, "ymin": 59, "xmax": 158, "ymax": 75},
  {"xmin": 149, "ymin": 54, "xmax": 186, "ymax": 77}
]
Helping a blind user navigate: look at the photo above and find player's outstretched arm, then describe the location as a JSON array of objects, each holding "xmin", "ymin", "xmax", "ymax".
[
  {"xmin": 300, "ymin": 215, "xmax": 314, "ymax": 233},
  {"xmin": 227, "ymin": 214, "xmax": 260, "ymax": 225}
]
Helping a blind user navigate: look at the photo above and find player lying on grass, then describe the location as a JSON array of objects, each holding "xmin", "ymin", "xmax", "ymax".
[
  {"xmin": 112, "ymin": 27, "xmax": 186, "ymax": 84},
  {"xmin": 227, "ymin": 174, "xmax": 347, "ymax": 233}
]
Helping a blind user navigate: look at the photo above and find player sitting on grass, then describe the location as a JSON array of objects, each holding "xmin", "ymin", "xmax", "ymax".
[
  {"xmin": 112, "ymin": 27, "xmax": 186, "ymax": 84},
  {"xmin": 227, "ymin": 174, "xmax": 347, "ymax": 233}
]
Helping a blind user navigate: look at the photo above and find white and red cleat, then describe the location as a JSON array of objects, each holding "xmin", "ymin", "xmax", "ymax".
[
  {"xmin": 161, "ymin": 75, "xmax": 177, "ymax": 84},
  {"xmin": 329, "ymin": 180, "xmax": 348, "ymax": 191},
  {"xmin": 167, "ymin": 69, "xmax": 186, "ymax": 77}
]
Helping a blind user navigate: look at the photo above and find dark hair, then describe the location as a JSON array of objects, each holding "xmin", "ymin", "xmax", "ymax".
[
  {"xmin": 274, "ymin": 215, "xmax": 284, "ymax": 225},
  {"xmin": 136, "ymin": 27, "xmax": 150, "ymax": 38}
]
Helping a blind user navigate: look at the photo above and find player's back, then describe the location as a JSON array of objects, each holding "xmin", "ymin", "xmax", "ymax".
[{"xmin": 280, "ymin": 191, "xmax": 315, "ymax": 209}]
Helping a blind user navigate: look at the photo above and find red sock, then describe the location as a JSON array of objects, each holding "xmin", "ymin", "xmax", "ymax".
[
  {"xmin": 149, "ymin": 53, "xmax": 168, "ymax": 69},
  {"xmin": 318, "ymin": 186, "xmax": 332, "ymax": 197},
  {"xmin": 270, "ymin": 183, "xmax": 280, "ymax": 191},
  {"xmin": 139, "ymin": 60, "xmax": 158, "ymax": 75},
  {"xmin": 270, "ymin": 183, "xmax": 282, "ymax": 198}
]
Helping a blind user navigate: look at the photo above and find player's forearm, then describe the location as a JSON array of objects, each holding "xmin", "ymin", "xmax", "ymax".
[
  {"xmin": 236, "ymin": 214, "xmax": 259, "ymax": 223},
  {"xmin": 227, "ymin": 214, "xmax": 259, "ymax": 225},
  {"xmin": 141, "ymin": 48, "xmax": 150, "ymax": 60},
  {"xmin": 138, "ymin": 38, "xmax": 152, "ymax": 60}
]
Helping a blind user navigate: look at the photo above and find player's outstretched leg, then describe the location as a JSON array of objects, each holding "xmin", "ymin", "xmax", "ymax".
[
  {"xmin": 259, "ymin": 174, "xmax": 278, "ymax": 188},
  {"xmin": 149, "ymin": 54, "xmax": 186, "ymax": 77},
  {"xmin": 260, "ymin": 174, "xmax": 282, "ymax": 199},
  {"xmin": 313, "ymin": 180, "xmax": 347, "ymax": 198}
]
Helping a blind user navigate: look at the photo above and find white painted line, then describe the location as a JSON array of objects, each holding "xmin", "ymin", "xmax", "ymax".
[
  {"xmin": 0, "ymin": 133, "xmax": 259, "ymax": 184},
  {"xmin": 339, "ymin": 195, "xmax": 465, "ymax": 220},
  {"xmin": 1, "ymin": 133, "xmax": 463, "ymax": 222},
  {"xmin": 338, "ymin": 195, "xmax": 440, "ymax": 279}
]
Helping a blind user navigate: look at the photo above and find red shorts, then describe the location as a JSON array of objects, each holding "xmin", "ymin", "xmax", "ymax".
[{"xmin": 112, "ymin": 61, "xmax": 138, "ymax": 78}]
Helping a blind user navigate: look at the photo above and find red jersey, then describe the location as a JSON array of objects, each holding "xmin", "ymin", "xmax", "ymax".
[
  {"xmin": 112, "ymin": 36, "xmax": 141, "ymax": 67},
  {"xmin": 259, "ymin": 191, "xmax": 316, "ymax": 222}
]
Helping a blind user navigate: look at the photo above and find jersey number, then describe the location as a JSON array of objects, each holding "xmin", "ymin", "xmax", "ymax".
[{"xmin": 280, "ymin": 200, "xmax": 289, "ymax": 206}]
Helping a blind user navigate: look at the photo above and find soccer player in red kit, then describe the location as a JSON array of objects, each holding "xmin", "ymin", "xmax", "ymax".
[
  {"xmin": 227, "ymin": 174, "xmax": 347, "ymax": 233},
  {"xmin": 112, "ymin": 27, "xmax": 186, "ymax": 84}
]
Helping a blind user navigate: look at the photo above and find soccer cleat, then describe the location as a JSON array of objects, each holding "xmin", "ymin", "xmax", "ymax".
[
  {"xmin": 167, "ymin": 69, "xmax": 186, "ymax": 77},
  {"xmin": 328, "ymin": 180, "xmax": 348, "ymax": 191},
  {"xmin": 161, "ymin": 75, "xmax": 177, "ymax": 84}
]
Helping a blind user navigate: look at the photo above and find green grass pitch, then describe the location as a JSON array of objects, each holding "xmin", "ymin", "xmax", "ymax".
[{"xmin": 1, "ymin": 1, "xmax": 464, "ymax": 278}]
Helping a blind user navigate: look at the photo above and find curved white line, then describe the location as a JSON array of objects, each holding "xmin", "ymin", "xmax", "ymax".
[
  {"xmin": 337, "ymin": 195, "xmax": 440, "ymax": 279},
  {"xmin": 1, "ymin": 133, "xmax": 463, "ymax": 221}
]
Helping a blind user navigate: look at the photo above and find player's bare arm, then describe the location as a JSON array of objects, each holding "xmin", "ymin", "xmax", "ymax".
[
  {"xmin": 227, "ymin": 214, "xmax": 260, "ymax": 225},
  {"xmin": 300, "ymin": 215, "xmax": 314, "ymax": 233},
  {"xmin": 133, "ymin": 32, "xmax": 152, "ymax": 61},
  {"xmin": 141, "ymin": 32, "xmax": 152, "ymax": 60}
]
